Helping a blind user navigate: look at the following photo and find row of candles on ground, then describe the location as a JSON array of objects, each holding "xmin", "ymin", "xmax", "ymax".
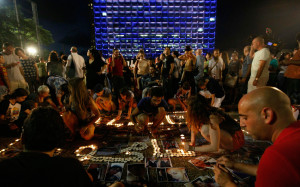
[
  {"xmin": 0, "ymin": 139, "xmax": 21, "ymax": 155},
  {"xmin": 95, "ymin": 113, "xmax": 184, "ymax": 128},
  {"xmin": 75, "ymin": 143, "xmax": 146, "ymax": 162},
  {"xmin": 151, "ymin": 138, "xmax": 196, "ymax": 157}
]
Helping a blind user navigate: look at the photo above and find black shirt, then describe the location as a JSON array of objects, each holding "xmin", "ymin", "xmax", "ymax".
[
  {"xmin": 206, "ymin": 77, "xmax": 225, "ymax": 98},
  {"xmin": 162, "ymin": 55, "xmax": 174, "ymax": 77},
  {"xmin": 0, "ymin": 152, "xmax": 93, "ymax": 187}
]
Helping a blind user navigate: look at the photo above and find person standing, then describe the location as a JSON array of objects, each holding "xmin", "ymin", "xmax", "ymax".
[
  {"xmin": 15, "ymin": 47, "xmax": 39, "ymax": 94},
  {"xmin": 67, "ymin": 46, "xmax": 86, "ymax": 79},
  {"xmin": 194, "ymin": 49, "xmax": 205, "ymax": 90},
  {"xmin": 47, "ymin": 51, "xmax": 64, "ymax": 77},
  {"xmin": 179, "ymin": 46, "xmax": 196, "ymax": 94},
  {"xmin": 85, "ymin": 48, "xmax": 106, "ymax": 90},
  {"xmin": 208, "ymin": 49, "xmax": 224, "ymax": 82},
  {"xmin": 161, "ymin": 47, "xmax": 175, "ymax": 100},
  {"xmin": 108, "ymin": 49, "xmax": 127, "ymax": 97},
  {"xmin": 239, "ymin": 46, "xmax": 253, "ymax": 95},
  {"xmin": 247, "ymin": 37, "xmax": 271, "ymax": 93},
  {"xmin": 2, "ymin": 42, "xmax": 28, "ymax": 92},
  {"xmin": 284, "ymin": 32, "xmax": 300, "ymax": 104},
  {"xmin": 36, "ymin": 57, "xmax": 47, "ymax": 85}
]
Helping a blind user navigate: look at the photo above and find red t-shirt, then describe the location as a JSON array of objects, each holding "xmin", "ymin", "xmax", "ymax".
[
  {"xmin": 108, "ymin": 57, "xmax": 124, "ymax": 77},
  {"xmin": 256, "ymin": 121, "xmax": 300, "ymax": 187}
]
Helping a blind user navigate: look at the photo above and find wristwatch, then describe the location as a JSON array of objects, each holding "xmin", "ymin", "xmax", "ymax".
[{"xmin": 255, "ymin": 78, "xmax": 259, "ymax": 81}]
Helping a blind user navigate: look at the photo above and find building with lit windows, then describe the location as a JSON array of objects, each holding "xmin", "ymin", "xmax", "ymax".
[{"xmin": 92, "ymin": 0, "xmax": 217, "ymax": 59}]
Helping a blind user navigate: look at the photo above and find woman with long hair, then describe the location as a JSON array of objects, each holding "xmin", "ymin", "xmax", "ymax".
[
  {"xmin": 62, "ymin": 78, "xmax": 100, "ymax": 140},
  {"xmin": 186, "ymin": 95, "xmax": 244, "ymax": 152},
  {"xmin": 47, "ymin": 50, "xmax": 63, "ymax": 77},
  {"xmin": 86, "ymin": 48, "xmax": 106, "ymax": 90}
]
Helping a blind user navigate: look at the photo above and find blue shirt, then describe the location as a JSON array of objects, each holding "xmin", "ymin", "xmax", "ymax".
[
  {"xmin": 241, "ymin": 55, "xmax": 253, "ymax": 78},
  {"xmin": 137, "ymin": 97, "xmax": 168, "ymax": 116}
]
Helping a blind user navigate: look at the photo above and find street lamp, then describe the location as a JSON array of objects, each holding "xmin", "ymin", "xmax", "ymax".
[{"xmin": 27, "ymin": 47, "xmax": 37, "ymax": 56}]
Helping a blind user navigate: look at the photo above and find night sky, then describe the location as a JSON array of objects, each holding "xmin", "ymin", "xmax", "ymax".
[{"xmin": 8, "ymin": 0, "xmax": 300, "ymax": 55}]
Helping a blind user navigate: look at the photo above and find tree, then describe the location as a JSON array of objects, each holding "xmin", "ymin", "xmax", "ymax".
[{"xmin": 0, "ymin": 6, "xmax": 54, "ymax": 46}]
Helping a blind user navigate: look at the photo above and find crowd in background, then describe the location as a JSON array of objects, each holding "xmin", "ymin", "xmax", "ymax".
[{"xmin": 0, "ymin": 32, "xmax": 300, "ymax": 137}]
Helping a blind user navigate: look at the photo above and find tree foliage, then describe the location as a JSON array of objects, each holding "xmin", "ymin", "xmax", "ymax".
[{"xmin": 0, "ymin": 6, "xmax": 54, "ymax": 46}]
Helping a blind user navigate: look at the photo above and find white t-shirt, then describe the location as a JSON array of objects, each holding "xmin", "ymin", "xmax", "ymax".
[
  {"xmin": 250, "ymin": 48, "xmax": 271, "ymax": 78},
  {"xmin": 208, "ymin": 57, "xmax": 223, "ymax": 80},
  {"xmin": 7, "ymin": 102, "xmax": 21, "ymax": 122},
  {"xmin": 3, "ymin": 54, "xmax": 25, "ymax": 81},
  {"xmin": 67, "ymin": 53, "xmax": 86, "ymax": 78}
]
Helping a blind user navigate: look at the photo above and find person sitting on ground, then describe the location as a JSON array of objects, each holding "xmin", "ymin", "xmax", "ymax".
[
  {"xmin": 95, "ymin": 88, "xmax": 116, "ymax": 114},
  {"xmin": 45, "ymin": 75, "xmax": 68, "ymax": 109},
  {"xmin": 0, "ymin": 107, "xmax": 93, "ymax": 186},
  {"xmin": 116, "ymin": 87, "xmax": 137, "ymax": 120},
  {"xmin": 168, "ymin": 81, "xmax": 191, "ymax": 111},
  {"xmin": 0, "ymin": 88, "xmax": 28, "ymax": 132},
  {"xmin": 130, "ymin": 86, "xmax": 168, "ymax": 137},
  {"xmin": 92, "ymin": 84, "xmax": 111, "ymax": 101},
  {"xmin": 62, "ymin": 78, "xmax": 100, "ymax": 140},
  {"xmin": 185, "ymin": 95, "xmax": 244, "ymax": 152},
  {"xmin": 28, "ymin": 85, "xmax": 57, "ymax": 110},
  {"xmin": 198, "ymin": 77, "xmax": 225, "ymax": 108},
  {"xmin": 214, "ymin": 87, "xmax": 300, "ymax": 187}
]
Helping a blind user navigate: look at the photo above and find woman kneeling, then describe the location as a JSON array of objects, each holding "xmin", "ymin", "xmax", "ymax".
[{"xmin": 186, "ymin": 95, "xmax": 244, "ymax": 152}]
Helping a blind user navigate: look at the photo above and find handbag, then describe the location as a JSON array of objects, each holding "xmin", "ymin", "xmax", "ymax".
[{"xmin": 224, "ymin": 74, "xmax": 238, "ymax": 88}]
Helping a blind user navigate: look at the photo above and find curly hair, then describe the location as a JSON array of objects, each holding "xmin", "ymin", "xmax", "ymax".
[
  {"xmin": 48, "ymin": 50, "xmax": 59, "ymax": 62},
  {"xmin": 186, "ymin": 95, "xmax": 212, "ymax": 132},
  {"xmin": 68, "ymin": 78, "xmax": 90, "ymax": 120}
]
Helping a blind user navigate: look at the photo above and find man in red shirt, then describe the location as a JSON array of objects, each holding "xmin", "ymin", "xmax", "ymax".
[
  {"xmin": 108, "ymin": 49, "xmax": 127, "ymax": 96},
  {"xmin": 213, "ymin": 87, "xmax": 300, "ymax": 187}
]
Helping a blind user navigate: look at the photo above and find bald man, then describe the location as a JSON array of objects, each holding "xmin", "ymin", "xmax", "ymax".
[
  {"xmin": 247, "ymin": 37, "xmax": 271, "ymax": 93},
  {"xmin": 213, "ymin": 87, "xmax": 300, "ymax": 187}
]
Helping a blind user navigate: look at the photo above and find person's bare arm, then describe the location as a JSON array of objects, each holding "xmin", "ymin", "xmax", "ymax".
[
  {"xmin": 211, "ymin": 94, "xmax": 216, "ymax": 106},
  {"xmin": 130, "ymin": 107, "xmax": 140, "ymax": 125},
  {"xmin": 88, "ymin": 99, "xmax": 101, "ymax": 126},
  {"xmin": 34, "ymin": 63, "xmax": 39, "ymax": 81},
  {"xmin": 253, "ymin": 60, "xmax": 267, "ymax": 86},
  {"xmin": 3, "ymin": 69, "xmax": 11, "ymax": 92},
  {"xmin": 284, "ymin": 59, "xmax": 300, "ymax": 66},
  {"xmin": 250, "ymin": 45, "xmax": 255, "ymax": 59},
  {"xmin": 217, "ymin": 156, "xmax": 258, "ymax": 176},
  {"xmin": 98, "ymin": 64, "xmax": 107, "ymax": 74},
  {"xmin": 195, "ymin": 124, "xmax": 220, "ymax": 152},
  {"xmin": 178, "ymin": 54, "xmax": 187, "ymax": 60},
  {"xmin": 19, "ymin": 66, "xmax": 25, "ymax": 78}
]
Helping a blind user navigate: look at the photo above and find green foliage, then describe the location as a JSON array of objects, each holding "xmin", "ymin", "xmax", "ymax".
[{"xmin": 0, "ymin": 6, "xmax": 54, "ymax": 46}]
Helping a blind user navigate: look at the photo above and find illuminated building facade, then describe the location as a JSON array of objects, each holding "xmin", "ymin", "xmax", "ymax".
[{"xmin": 92, "ymin": 0, "xmax": 217, "ymax": 59}]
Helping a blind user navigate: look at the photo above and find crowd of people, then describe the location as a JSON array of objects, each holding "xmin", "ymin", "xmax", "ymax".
[{"xmin": 0, "ymin": 32, "xmax": 299, "ymax": 186}]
